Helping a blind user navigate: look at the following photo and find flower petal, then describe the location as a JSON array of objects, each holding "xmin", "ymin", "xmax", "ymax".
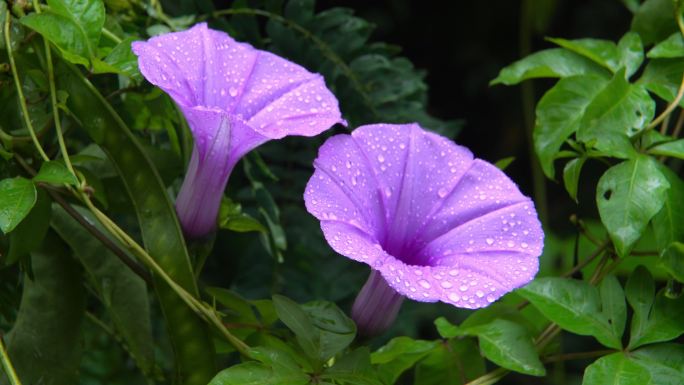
[
  {"xmin": 350, "ymin": 124, "xmax": 473, "ymax": 260},
  {"xmin": 304, "ymin": 134, "xmax": 385, "ymax": 239},
  {"xmin": 132, "ymin": 23, "xmax": 344, "ymax": 144}
]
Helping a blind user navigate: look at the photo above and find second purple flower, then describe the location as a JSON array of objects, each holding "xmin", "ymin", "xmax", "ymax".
[
  {"xmin": 305, "ymin": 123, "xmax": 544, "ymax": 336},
  {"xmin": 133, "ymin": 23, "xmax": 344, "ymax": 238}
]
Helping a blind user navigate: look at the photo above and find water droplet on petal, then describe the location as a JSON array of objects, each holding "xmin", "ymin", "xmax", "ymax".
[
  {"xmin": 229, "ymin": 87, "xmax": 238, "ymax": 97},
  {"xmin": 437, "ymin": 188, "xmax": 448, "ymax": 198},
  {"xmin": 448, "ymin": 293, "xmax": 460, "ymax": 302},
  {"xmin": 485, "ymin": 238, "xmax": 494, "ymax": 245},
  {"xmin": 418, "ymin": 279, "xmax": 431, "ymax": 289}
]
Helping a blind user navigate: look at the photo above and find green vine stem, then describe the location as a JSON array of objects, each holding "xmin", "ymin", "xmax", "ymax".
[
  {"xmin": 0, "ymin": 336, "xmax": 23, "ymax": 385},
  {"xmin": 4, "ymin": 14, "xmax": 49, "ymax": 161}
]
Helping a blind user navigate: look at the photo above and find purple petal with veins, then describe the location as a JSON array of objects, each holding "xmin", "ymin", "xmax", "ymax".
[
  {"xmin": 132, "ymin": 23, "xmax": 344, "ymax": 238},
  {"xmin": 304, "ymin": 123, "xmax": 543, "ymax": 335}
]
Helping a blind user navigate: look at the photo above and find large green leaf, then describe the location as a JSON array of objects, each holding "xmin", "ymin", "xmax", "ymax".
[
  {"xmin": 518, "ymin": 277, "xmax": 622, "ymax": 348},
  {"xmin": 464, "ymin": 319, "xmax": 545, "ymax": 376},
  {"xmin": 20, "ymin": 0, "xmax": 105, "ymax": 66},
  {"xmin": 371, "ymin": 337, "xmax": 438, "ymax": 385},
  {"xmin": 491, "ymin": 48, "xmax": 610, "ymax": 86},
  {"xmin": 55, "ymin": 60, "xmax": 215, "ymax": 384},
  {"xmin": 51, "ymin": 205, "xmax": 155, "ymax": 375},
  {"xmin": 0, "ymin": 177, "xmax": 37, "ymax": 234},
  {"xmin": 577, "ymin": 70, "xmax": 654, "ymax": 157},
  {"xmin": 596, "ymin": 156, "xmax": 670, "ymax": 257},
  {"xmin": 534, "ymin": 75, "xmax": 608, "ymax": 178},
  {"xmin": 1, "ymin": 237, "xmax": 85, "ymax": 385},
  {"xmin": 599, "ymin": 275, "xmax": 627, "ymax": 341}
]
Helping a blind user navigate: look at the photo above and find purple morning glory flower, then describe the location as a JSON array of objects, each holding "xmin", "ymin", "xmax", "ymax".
[
  {"xmin": 304, "ymin": 123, "xmax": 543, "ymax": 336},
  {"xmin": 132, "ymin": 23, "xmax": 344, "ymax": 238}
]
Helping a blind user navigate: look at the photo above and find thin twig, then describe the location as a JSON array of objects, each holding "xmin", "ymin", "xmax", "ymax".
[{"xmin": 542, "ymin": 349, "xmax": 615, "ymax": 364}]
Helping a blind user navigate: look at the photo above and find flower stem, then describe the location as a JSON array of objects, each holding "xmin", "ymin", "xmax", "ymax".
[{"xmin": 464, "ymin": 368, "xmax": 509, "ymax": 385}]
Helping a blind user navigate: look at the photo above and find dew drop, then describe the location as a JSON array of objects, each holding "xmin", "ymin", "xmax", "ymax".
[
  {"xmin": 485, "ymin": 238, "xmax": 494, "ymax": 245},
  {"xmin": 437, "ymin": 188, "xmax": 448, "ymax": 198},
  {"xmin": 476, "ymin": 290, "xmax": 484, "ymax": 298},
  {"xmin": 459, "ymin": 285, "xmax": 468, "ymax": 292},
  {"xmin": 377, "ymin": 154, "xmax": 385, "ymax": 163},
  {"xmin": 228, "ymin": 87, "xmax": 238, "ymax": 97},
  {"xmin": 448, "ymin": 293, "xmax": 460, "ymax": 302},
  {"xmin": 521, "ymin": 242, "xmax": 528, "ymax": 249},
  {"xmin": 507, "ymin": 241, "xmax": 515, "ymax": 248},
  {"xmin": 448, "ymin": 269, "xmax": 459, "ymax": 276},
  {"xmin": 418, "ymin": 280, "xmax": 431, "ymax": 289},
  {"xmin": 441, "ymin": 281, "xmax": 452, "ymax": 289}
]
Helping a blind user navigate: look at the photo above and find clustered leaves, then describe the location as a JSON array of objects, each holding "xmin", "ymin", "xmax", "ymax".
[{"xmin": 1, "ymin": 0, "xmax": 684, "ymax": 385}]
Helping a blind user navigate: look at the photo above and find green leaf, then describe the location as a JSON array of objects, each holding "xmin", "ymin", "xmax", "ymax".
[
  {"xmin": 625, "ymin": 266, "xmax": 655, "ymax": 349},
  {"xmin": 464, "ymin": 319, "xmax": 545, "ymax": 376},
  {"xmin": 434, "ymin": 317, "xmax": 460, "ymax": 339},
  {"xmin": 599, "ymin": 275, "xmax": 627, "ymax": 341},
  {"xmin": 491, "ymin": 48, "xmax": 610, "ymax": 85},
  {"xmin": 563, "ymin": 156, "xmax": 586, "ymax": 202},
  {"xmin": 648, "ymin": 32, "xmax": 684, "ymax": 58},
  {"xmin": 652, "ymin": 163, "xmax": 684, "ymax": 250},
  {"xmin": 534, "ymin": 74, "xmax": 608, "ymax": 178},
  {"xmin": 547, "ymin": 37, "xmax": 620, "ymax": 73},
  {"xmin": 33, "ymin": 160, "xmax": 79, "ymax": 186},
  {"xmin": 51, "ymin": 205, "xmax": 154, "ymax": 374},
  {"xmin": 301, "ymin": 300, "xmax": 356, "ymax": 361},
  {"xmin": 638, "ymin": 59, "xmax": 684, "ymax": 105},
  {"xmin": 272, "ymin": 295, "xmax": 320, "ymax": 360},
  {"xmin": 0, "ymin": 177, "xmax": 37, "ymax": 234},
  {"xmin": 651, "ymin": 166, "xmax": 684, "ymax": 251},
  {"xmin": 2, "ymin": 236, "xmax": 86, "ymax": 385},
  {"xmin": 582, "ymin": 352, "xmax": 651, "ymax": 385},
  {"xmin": 208, "ymin": 361, "xmax": 309, "ymax": 385},
  {"xmin": 631, "ymin": 343, "xmax": 684, "ymax": 384},
  {"xmin": 5, "ymin": 190, "xmax": 51, "ymax": 266},
  {"xmin": 629, "ymin": 289, "xmax": 684, "ymax": 348},
  {"xmin": 596, "ymin": 156, "xmax": 670, "ymax": 257},
  {"xmin": 93, "ymin": 37, "xmax": 141, "ymax": 79},
  {"xmin": 518, "ymin": 277, "xmax": 622, "ymax": 348},
  {"xmin": 414, "ymin": 338, "xmax": 485, "ymax": 385},
  {"xmin": 206, "ymin": 287, "xmax": 260, "ymax": 323},
  {"xmin": 20, "ymin": 0, "xmax": 105, "ymax": 67},
  {"xmin": 617, "ymin": 32, "xmax": 644, "ymax": 77},
  {"xmin": 648, "ymin": 139, "xmax": 684, "ymax": 159},
  {"xmin": 371, "ymin": 337, "xmax": 438, "ymax": 385},
  {"xmin": 661, "ymin": 242, "xmax": 684, "ymax": 282},
  {"xmin": 494, "ymin": 156, "xmax": 515, "ymax": 170},
  {"xmin": 630, "ymin": 0, "xmax": 678, "ymax": 45},
  {"xmin": 218, "ymin": 197, "xmax": 267, "ymax": 233},
  {"xmin": 577, "ymin": 70, "xmax": 654, "ymax": 156}
]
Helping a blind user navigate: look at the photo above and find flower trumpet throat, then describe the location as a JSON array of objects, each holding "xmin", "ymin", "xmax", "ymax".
[
  {"xmin": 133, "ymin": 23, "xmax": 345, "ymax": 238},
  {"xmin": 305, "ymin": 123, "xmax": 544, "ymax": 336}
]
